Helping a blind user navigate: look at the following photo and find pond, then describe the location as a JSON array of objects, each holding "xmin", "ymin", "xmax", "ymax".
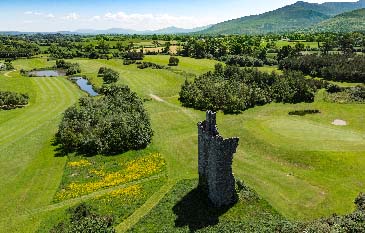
[
  {"xmin": 71, "ymin": 77, "xmax": 98, "ymax": 96},
  {"xmin": 28, "ymin": 70, "xmax": 66, "ymax": 77}
]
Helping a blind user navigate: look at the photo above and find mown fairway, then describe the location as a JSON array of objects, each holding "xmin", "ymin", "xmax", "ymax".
[
  {"xmin": 0, "ymin": 69, "xmax": 83, "ymax": 232},
  {"xmin": 0, "ymin": 56, "xmax": 364, "ymax": 232}
]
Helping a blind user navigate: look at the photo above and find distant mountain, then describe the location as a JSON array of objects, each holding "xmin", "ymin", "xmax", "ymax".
[
  {"xmin": 312, "ymin": 8, "xmax": 365, "ymax": 32},
  {"xmin": 321, "ymin": 0, "xmax": 365, "ymax": 16},
  {"xmin": 200, "ymin": 0, "xmax": 365, "ymax": 34},
  {"xmin": 74, "ymin": 28, "xmax": 137, "ymax": 35},
  {"xmin": 73, "ymin": 26, "xmax": 210, "ymax": 35},
  {"xmin": 151, "ymin": 25, "xmax": 211, "ymax": 34},
  {"xmin": 0, "ymin": 26, "xmax": 210, "ymax": 36}
]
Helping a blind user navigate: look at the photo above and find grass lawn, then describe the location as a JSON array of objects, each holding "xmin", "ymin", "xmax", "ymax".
[
  {"xmin": 0, "ymin": 70, "xmax": 83, "ymax": 232},
  {"xmin": 1, "ymin": 55, "xmax": 365, "ymax": 232},
  {"xmin": 143, "ymin": 55, "xmax": 220, "ymax": 75}
]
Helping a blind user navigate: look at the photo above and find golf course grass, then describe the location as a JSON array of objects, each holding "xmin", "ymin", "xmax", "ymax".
[{"xmin": 0, "ymin": 55, "xmax": 364, "ymax": 232}]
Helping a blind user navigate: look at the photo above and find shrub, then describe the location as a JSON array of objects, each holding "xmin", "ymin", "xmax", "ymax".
[
  {"xmin": 0, "ymin": 91, "xmax": 29, "ymax": 110},
  {"xmin": 123, "ymin": 59, "xmax": 136, "ymax": 65},
  {"xmin": 123, "ymin": 51, "xmax": 144, "ymax": 60},
  {"xmin": 137, "ymin": 62, "xmax": 165, "ymax": 70},
  {"xmin": 168, "ymin": 56, "xmax": 179, "ymax": 66},
  {"xmin": 325, "ymin": 85, "xmax": 365, "ymax": 103},
  {"xmin": 55, "ymin": 60, "xmax": 81, "ymax": 75},
  {"xmin": 220, "ymin": 55, "xmax": 264, "ymax": 67},
  {"xmin": 50, "ymin": 203, "xmax": 115, "ymax": 233},
  {"xmin": 98, "ymin": 67, "xmax": 119, "ymax": 84},
  {"xmin": 56, "ymin": 84, "xmax": 153, "ymax": 155}
]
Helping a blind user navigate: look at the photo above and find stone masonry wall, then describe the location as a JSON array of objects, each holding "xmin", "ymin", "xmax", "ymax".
[{"xmin": 198, "ymin": 110, "xmax": 239, "ymax": 207}]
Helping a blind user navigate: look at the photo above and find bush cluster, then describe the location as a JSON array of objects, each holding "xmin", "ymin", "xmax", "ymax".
[
  {"xmin": 0, "ymin": 91, "xmax": 29, "ymax": 110},
  {"xmin": 123, "ymin": 51, "xmax": 144, "ymax": 60},
  {"xmin": 123, "ymin": 59, "xmax": 136, "ymax": 65},
  {"xmin": 0, "ymin": 61, "xmax": 14, "ymax": 71},
  {"xmin": 325, "ymin": 85, "xmax": 365, "ymax": 103},
  {"xmin": 280, "ymin": 54, "xmax": 365, "ymax": 83},
  {"xmin": 56, "ymin": 84, "xmax": 153, "ymax": 155},
  {"xmin": 98, "ymin": 67, "xmax": 120, "ymax": 84},
  {"xmin": 50, "ymin": 203, "xmax": 115, "ymax": 233},
  {"xmin": 55, "ymin": 60, "xmax": 81, "ymax": 76},
  {"xmin": 168, "ymin": 56, "xmax": 180, "ymax": 66},
  {"xmin": 220, "ymin": 55, "xmax": 264, "ymax": 67},
  {"xmin": 137, "ymin": 62, "xmax": 165, "ymax": 70},
  {"xmin": 179, "ymin": 64, "xmax": 316, "ymax": 113}
]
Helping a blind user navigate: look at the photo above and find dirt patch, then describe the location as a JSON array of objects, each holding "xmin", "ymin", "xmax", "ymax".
[
  {"xmin": 150, "ymin": 94, "xmax": 164, "ymax": 102},
  {"xmin": 4, "ymin": 70, "xmax": 15, "ymax": 77},
  {"xmin": 332, "ymin": 119, "xmax": 347, "ymax": 126}
]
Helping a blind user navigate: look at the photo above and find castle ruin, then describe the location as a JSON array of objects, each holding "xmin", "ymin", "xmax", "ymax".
[{"xmin": 197, "ymin": 110, "xmax": 239, "ymax": 207}]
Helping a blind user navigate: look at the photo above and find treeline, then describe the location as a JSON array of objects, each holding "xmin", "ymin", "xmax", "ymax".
[
  {"xmin": 1, "ymin": 32, "xmax": 364, "ymax": 61},
  {"xmin": 56, "ymin": 84, "xmax": 153, "ymax": 155},
  {"xmin": 0, "ymin": 91, "xmax": 29, "ymax": 110},
  {"xmin": 0, "ymin": 39, "xmax": 40, "ymax": 58},
  {"xmin": 179, "ymin": 64, "xmax": 319, "ymax": 113},
  {"xmin": 280, "ymin": 54, "xmax": 365, "ymax": 83}
]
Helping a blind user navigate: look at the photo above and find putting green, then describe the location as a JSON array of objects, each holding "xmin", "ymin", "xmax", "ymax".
[
  {"xmin": 268, "ymin": 118, "xmax": 363, "ymax": 141},
  {"xmin": 260, "ymin": 118, "xmax": 365, "ymax": 151}
]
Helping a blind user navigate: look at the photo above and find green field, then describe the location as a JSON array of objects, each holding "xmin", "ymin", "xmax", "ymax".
[{"xmin": 1, "ymin": 55, "xmax": 365, "ymax": 232}]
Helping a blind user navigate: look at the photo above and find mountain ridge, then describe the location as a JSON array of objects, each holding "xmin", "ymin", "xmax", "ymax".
[
  {"xmin": 312, "ymin": 8, "xmax": 365, "ymax": 32},
  {"xmin": 200, "ymin": 0, "xmax": 365, "ymax": 34}
]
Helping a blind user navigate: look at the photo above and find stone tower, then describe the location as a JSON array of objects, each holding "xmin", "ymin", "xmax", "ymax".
[{"xmin": 197, "ymin": 110, "xmax": 239, "ymax": 207}]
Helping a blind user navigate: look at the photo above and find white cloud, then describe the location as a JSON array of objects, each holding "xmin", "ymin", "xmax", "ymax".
[
  {"xmin": 24, "ymin": 11, "xmax": 55, "ymax": 19},
  {"xmin": 90, "ymin": 15, "xmax": 101, "ymax": 21},
  {"xmin": 62, "ymin": 13, "xmax": 80, "ymax": 20},
  {"xmin": 24, "ymin": 11, "xmax": 42, "ymax": 16},
  {"xmin": 46, "ymin": 14, "xmax": 55, "ymax": 19}
]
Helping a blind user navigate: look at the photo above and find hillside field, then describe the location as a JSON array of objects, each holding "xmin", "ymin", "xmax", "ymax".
[{"xmin": 0, "ymin": 55, "xmax": 364, "ymax": 232}]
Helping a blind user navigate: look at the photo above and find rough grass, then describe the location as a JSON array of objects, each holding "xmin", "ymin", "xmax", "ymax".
[
  {"xmin": 36, "ymin": 178, "xmax": 166, "ymax": 232},
  {"xmin": 129, "ymin": 179, "xmax": 284, "ymax": 233}
]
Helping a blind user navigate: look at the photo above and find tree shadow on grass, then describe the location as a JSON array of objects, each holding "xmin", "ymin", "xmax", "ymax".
[
  {"xmin": 51, "ymin": 138, "xmax": 98, "ymax": 158},
  {"xmin": 173, "ymin": 187, "xmax": 235, "ymax": 232}
]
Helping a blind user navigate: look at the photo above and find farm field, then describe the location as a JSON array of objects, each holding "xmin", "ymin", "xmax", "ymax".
[{"xmin": 0, "ymin": 55, "xmax": 365, "ymax": 232}]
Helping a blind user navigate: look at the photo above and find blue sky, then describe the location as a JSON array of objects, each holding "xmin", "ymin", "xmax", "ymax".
[{"xmin": 0, "ymin": 0, "xmax": 357, "ymax": 31}]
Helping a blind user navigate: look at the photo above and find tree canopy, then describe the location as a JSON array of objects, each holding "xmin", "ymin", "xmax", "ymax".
[{"xmin": 56, "ymin": 84, "xmax": 153, "ymax": 155}]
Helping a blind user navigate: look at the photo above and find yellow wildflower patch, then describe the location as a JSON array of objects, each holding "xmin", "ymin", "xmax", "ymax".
[
  {"xmin": 55, "ymin": 153, "xmax": 165, "ymax": 201},
  {"xmin": 96, "ymin": 185, "xmax": 144, "ymax": 205},
  {"xmin": 67, "ymin": 159, "xmax": 91, "ymax": 168},
  {"xmin": 109, "ymin": 184, "xmax": 142, "ymax": 198}
]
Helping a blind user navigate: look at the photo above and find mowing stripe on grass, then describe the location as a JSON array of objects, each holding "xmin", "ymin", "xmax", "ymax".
[
  {"xmin": 115, "ymin": 179, "xmax": 177, "ymax": 233},
  {"xmin": 0, "ymin": 77, "xmax": 82, "ymax": 228}
]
